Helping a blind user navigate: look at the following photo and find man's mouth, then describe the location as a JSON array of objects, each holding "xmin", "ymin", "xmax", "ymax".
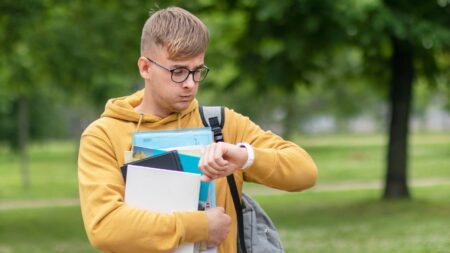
[{"xmin": 179, "ymin": 95, "xmax": 192, "ymax": 101}]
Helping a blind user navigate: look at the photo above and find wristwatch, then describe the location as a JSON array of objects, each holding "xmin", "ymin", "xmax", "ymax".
[{"xmin": 237, "ymin": 142, "xmax": 254, "ymax": 170}]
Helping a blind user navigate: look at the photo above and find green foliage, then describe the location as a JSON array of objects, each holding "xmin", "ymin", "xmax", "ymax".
[
  {"xmin": 29, "ymin": 1, "xmax": 146, "ymax": 104},
  {"xmin": 0, "ymin": 0, "xmax": 56, "ymax": 148},
  {"xmin": 196, "ymin": 0, "xmax": 450, "ymax": 136},
  {"xmin": 0, "ymin": 90, "xmax": 70, "ymax": 149},
  {"xmin": 0, "ymin": 1, "xmax": 151, "ymax": 148},
  {"xmin": 227, "ymin": 0, "xmax": 350, "ymax": 91},
  {"xmin": 0, "ymin": 0, "xmax": 448, "ymax": 145},
  {"xmin": 357, "ymin": 0, "xmax": 450, "ymax": 86}
]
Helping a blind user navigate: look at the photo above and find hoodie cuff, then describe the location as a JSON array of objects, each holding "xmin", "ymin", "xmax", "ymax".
[{"xmin": 175, "ymin": 211, "xmax": 209, "ymax": 243}]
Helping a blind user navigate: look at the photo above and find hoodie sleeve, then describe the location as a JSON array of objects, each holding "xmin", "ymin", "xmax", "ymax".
[
  {"xmin": 78, "ymin": 128, "xmax": 209, "ymax": 253},
  {"xmin": 224, "ymin": 108, "xmax": 318, "ymax": 192}
]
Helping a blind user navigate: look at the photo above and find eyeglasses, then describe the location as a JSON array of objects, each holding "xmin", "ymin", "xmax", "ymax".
[{"xmin": 145, "ymin": 57, "xmax": 209, "ymax": 83}]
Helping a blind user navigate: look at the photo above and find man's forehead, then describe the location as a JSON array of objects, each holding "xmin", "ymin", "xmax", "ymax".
[{"xmin": 167, "ymin": 53, "xmax": 206, "ymax": 68}]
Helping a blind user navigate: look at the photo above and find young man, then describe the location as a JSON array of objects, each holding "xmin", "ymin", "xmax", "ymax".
[{"xmin": 78, "ymin": 6, "xmax": 317, "ymax": 253}]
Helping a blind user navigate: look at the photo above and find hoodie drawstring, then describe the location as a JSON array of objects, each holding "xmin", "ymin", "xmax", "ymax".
[
  {"xmin": 131, "ymin": 113, "xmax": 144, "ymax": 154},
  {"xmin": 136, "ymin": 113, "xmax": 144, "ymax": 132},
  {"xmin": 177, "ymin": 113, "xmax": 181, "ymax": 129}
]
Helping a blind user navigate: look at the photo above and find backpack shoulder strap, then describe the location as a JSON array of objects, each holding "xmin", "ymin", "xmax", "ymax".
[
  {"xmin": 199, "ymin": 106, "xmax": 225, "ymax": 143},
  {"xmin": 198, "ymin": 105, "xmax": 248, "ymax": 253},
  {"xmin": 199, "ymin": 106, "xmax": 224, "ymax": 128}
]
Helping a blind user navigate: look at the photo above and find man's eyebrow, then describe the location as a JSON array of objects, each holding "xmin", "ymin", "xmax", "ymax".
[{"xmin": 172, "ymin": 63, "xmax": 205, "ymax": 69}]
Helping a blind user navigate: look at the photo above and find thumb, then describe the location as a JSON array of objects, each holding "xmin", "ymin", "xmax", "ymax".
[{"xmin": 201, "ymin": 175, "xmax": 212, "ymax": 182}]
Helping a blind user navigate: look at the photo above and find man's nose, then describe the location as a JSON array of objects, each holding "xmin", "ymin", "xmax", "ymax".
[{"xmin": 181, "ymin": 73, "xmax": 197, "ymax": 88}]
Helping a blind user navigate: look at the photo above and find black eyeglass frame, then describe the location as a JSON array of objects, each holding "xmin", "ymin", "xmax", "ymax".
[{"xmin": 145, "ymin": 57, "xmax": 209, "ymax": 83}]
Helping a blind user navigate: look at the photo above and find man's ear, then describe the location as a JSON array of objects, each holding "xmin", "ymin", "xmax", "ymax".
[{"xmin": 137, "ymin": 57, "xmax": 151, "ymax": 79}]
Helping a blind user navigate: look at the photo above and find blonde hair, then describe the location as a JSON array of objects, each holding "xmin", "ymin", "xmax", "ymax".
[{"xmin": 141, "ymin": 7, "xmax": 209, "ymax": 60}]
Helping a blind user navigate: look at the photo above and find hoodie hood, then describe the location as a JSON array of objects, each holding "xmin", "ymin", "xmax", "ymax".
[{"xmin": 101, "ymin": 89, "xmax": 199, "ymax": 127}]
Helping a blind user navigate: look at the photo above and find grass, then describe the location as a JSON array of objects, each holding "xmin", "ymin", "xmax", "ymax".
[
  {"xmin": 0, "ymin": 132, "xmax": 449, "ymax": 252},
  {"xmin": 0, "ymin": 141, "xmax": 79, "ymax": 200},
  {"xmin": 296, "ymin": 132, "xmax": 450, "ymax": 184},
  {"xmin": 256, "ymin": 185, "xmax": 450, "ymax": 253},
  {"xmin": 0, "ymin": 185, "xmax": 448, "ymax": 253},
  {"xmin": 0, "ymin": 206, "xmax": 96, "ymax": 253}
]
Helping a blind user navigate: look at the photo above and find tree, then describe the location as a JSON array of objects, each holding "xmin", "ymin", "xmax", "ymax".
[
  {"xmin": 0, "ymin": 0, "xmax": 47, "ymax": 188},
  {"xmin": 358, "ymin": 0, "xmax": 450, "ymax": 198},
  {"xmin": 0, "ymin": 0, "xmax": 147, "ymax": 188},
  {"xmin": 203, "ymin": 0, "xmax": 450, "ymax": 199}
]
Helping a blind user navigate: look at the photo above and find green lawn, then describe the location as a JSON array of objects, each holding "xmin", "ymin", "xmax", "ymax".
[
  {"xmin": 0, "ymin": 141, "xmax": 79, "ymax": 200},
  {"xmin": 0, "ymin": 132, "xmax": 449, "ymax": 252},
  {"xmin": 297, "ymin": 132, "xmax": 450, "ymax": 184},
  {"xmin": 0, "ymin": 206, "xmax": 95, "ymax": 253},
  {"xmin": 0, "ymin": 185, "xmax": 448, "ymax": 253},
  {"xmin": 258, "ymin": 185, "xmax": 450, "ymax": 253}
]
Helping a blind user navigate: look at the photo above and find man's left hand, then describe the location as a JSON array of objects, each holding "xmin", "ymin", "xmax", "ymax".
[{"xmin": 198, "ymin": 142, "xmax": 247, "ymax": 181}]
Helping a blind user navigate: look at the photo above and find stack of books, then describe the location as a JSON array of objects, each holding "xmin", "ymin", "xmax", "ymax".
[{"xmin": 122, "ymin": 128, "xmax": 217, "ymax": 253}]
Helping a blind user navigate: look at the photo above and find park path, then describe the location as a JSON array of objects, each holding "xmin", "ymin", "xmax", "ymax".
[{"xmin": 1, "ymin": 178, "xmax": 449, "ymax": 211}]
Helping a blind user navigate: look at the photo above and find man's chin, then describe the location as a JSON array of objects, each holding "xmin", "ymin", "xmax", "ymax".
[{"xmin": 173, "ymin": 101, "xmax": 192, "ymax": 112}]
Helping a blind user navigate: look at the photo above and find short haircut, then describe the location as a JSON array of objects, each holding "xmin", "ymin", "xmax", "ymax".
[{"xmin": 141, "ymin": 7, "xmax": 209, "ymax": 60}]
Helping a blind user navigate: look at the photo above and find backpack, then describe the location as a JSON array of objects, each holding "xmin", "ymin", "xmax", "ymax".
[{"xmin": 199, "ymin": 106, "xmax": 284, "ymax": 253}]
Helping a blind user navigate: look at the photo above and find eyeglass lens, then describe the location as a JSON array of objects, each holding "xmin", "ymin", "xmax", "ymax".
[{"xmin": 171, "ymin": 68, "xmax": 208, "ymax": 83}]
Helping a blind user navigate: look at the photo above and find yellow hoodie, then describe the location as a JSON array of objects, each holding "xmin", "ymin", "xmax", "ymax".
[{"xmin": 78, "ymin": 89, "xmax": 317, "ymax": 253}]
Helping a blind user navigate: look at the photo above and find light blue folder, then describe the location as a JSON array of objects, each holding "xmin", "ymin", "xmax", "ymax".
[{"xmin": 133, "ymin": 128, "xmax": 213, "ymax": 149}]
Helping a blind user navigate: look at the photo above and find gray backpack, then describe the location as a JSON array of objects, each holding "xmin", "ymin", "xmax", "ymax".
[{"xmin": 199, "ymin": 106, "xmax": 284, "ymax": 253}]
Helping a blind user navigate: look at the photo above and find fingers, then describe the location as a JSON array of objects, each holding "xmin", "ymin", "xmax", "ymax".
[
  {"xmin": 205, "ymin": 207, "xmax": 231, "ymax": 245},
  {"xmin": 204, "ymin": 143, "xmax": 229, "ymax": 167},
  {"xmin": 199, "ymin": 143, "xmax": 230, "ymax": 180}
]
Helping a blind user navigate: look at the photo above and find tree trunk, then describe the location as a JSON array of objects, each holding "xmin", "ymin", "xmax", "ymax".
[
  {"xmin": 18, "ymin": 95, "xmax": 31, "ymax": 189},
  {"xmin": 383, "ymin": 36, "xmax": 414, "ymax": 199}
]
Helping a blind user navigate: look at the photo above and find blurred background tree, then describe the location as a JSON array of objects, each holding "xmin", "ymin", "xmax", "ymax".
[
  {"xmin": 0, "ymin": 0, "xmax": 47, "ymax": 189},
  {"xmin": 359, "ymin": 0, "xmax": 450, "ymax": 198}
]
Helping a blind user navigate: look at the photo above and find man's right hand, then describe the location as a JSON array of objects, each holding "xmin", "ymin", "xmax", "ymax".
[{"xmin": 205, "ymin": 207, "xmax": 231, "ymax": 245}]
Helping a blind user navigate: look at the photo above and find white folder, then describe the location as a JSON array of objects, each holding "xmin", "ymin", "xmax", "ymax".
[{"xmin": 124, "ymin": 165, "xmax": 201, "ymax": 253}]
